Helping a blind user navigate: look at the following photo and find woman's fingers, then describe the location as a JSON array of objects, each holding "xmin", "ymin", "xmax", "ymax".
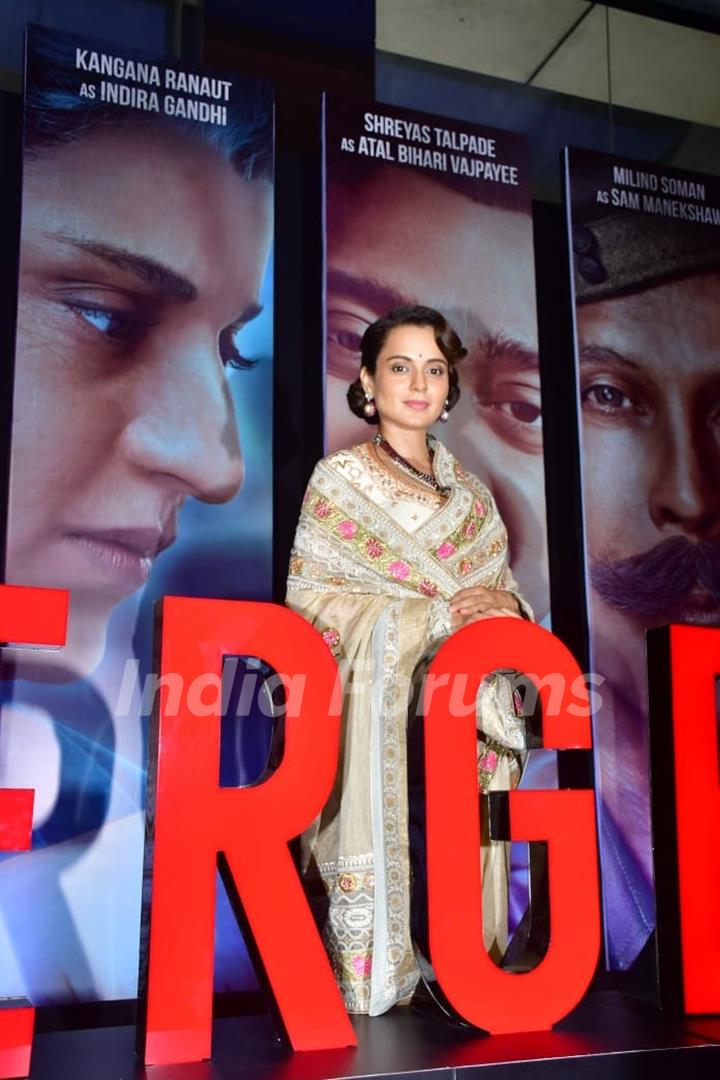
[
  {"xmin": 449, "ymin": 585, "xmax": 492, "ymax": 608},
  {"xmin": 449, "ymin": 588, "xmax": 519, "ymax": 617},
  {"xmin": 451, "ymin": 606, "xmax": 522, "ymax": 631}
]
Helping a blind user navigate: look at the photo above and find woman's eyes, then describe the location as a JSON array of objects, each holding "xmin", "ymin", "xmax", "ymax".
[{"xmin": 389, "ymin": 363, "xmax": 445, "ymax": 375}]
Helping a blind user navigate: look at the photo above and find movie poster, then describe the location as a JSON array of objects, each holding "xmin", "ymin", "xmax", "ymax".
[
  {"xmin": 0, "ymin": 26, "xmax": 274, "ymax": 1003},
  {"xmin": 323, "ymin": 99, "xmax": 553, "ymax": 938},
  {"xmin": 323, "ymin": 99, "xmax": 549, "ymax": 627},
  {"xmin": 564, "ymin": 147, "xmax": 720, "ymax": 969}
]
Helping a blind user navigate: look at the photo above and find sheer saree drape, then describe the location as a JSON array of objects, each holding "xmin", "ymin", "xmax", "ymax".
[{"xmin": 286, "ymin": 440, "xmax": 531, "ymax": 1015}]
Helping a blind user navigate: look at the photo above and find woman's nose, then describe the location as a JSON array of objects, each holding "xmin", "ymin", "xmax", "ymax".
[
  {"xmin": 410, "ymin": 365, "xmax": 428, "ymax": 390},
  {"xmin": 119, "ymin": 332, "xmax": 244, "ymax": 503}
]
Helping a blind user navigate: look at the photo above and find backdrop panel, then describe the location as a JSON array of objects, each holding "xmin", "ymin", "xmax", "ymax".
[
  {"xmin": 0, "ymin": 25, "xmax": 274, "ymax": 1003},
  {"xmin": 323, "ymin": 98, "xmax": 549, "ymax": 626},
  {"xmin": 564, "ymin": 146, "xmax": 720, "ymax": 970}
]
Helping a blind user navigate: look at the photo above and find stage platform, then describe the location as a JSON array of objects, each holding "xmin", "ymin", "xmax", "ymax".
[{"xmin": 26, "ymin": 992, "xmax": 720, "ymax": 1080}]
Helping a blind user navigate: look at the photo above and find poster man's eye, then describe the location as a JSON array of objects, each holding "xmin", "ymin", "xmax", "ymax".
[
  {"xmin": 477, "ymin": 380, "xmax": 544, "ymax": 453},
  {"xmin": 581, "ymin": 380, "xmax": 646, "ymax": 420},
  {"xmin": 500, "ymin": 400, "xmax": 542, "ymax": 425},
  {"xmin": 327, "ymin": 310, "xmax": 369, "ymax": 379}
]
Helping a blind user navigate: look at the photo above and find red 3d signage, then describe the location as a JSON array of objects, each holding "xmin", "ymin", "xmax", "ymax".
[
  {"xmin": 0, "ymin": 583, "xmax": 69, "ymax": 1079},
  {"xmin": 137, "ymin": 598, "xmax": 356, "ymax": 1063},
  {"xmin": 648, "ymin": 624, "xmax": 720, "ymax": 1016},
  {"xmin": 424, "ymin": 618, "xmax": 599, "ymax": 1032},
  {"xmin": 6, "ymin": 589, "xmax": 715, "ymax": 1068}
]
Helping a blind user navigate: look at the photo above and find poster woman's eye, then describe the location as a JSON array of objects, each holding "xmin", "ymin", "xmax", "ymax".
[
  {"xmin": 62, "ymin": 291, "xmax": 153, "ymax": 348},
  {"xmin": 327, "ymin": 310, "xmax": 369, "ymax": 379},
  {"xmin": 220, "ymin": 324, "xmax": 257, "ymax": 371},
  {"xmin": 68, "ymin": 303, "xmax": 140, "ymax": 341}
]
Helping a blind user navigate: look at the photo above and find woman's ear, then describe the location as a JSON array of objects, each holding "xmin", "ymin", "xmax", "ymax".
[{"xmin": 359, "ymin": 366, "xmax": 374, "ymax": 397}]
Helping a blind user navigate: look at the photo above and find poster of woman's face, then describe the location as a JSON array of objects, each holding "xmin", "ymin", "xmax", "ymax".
[
  {"xmin": 8, "ymin": 27, "xmax": 274, "ymax": 675},
  {"xmin": 0, "ymin": 26, "xmax": 273, "ymax": 1004}
]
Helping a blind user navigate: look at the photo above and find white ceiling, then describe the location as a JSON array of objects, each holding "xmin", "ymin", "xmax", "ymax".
[{"xmin": 377, "ymin": 0, "xmax": 720, "ymax": 127}]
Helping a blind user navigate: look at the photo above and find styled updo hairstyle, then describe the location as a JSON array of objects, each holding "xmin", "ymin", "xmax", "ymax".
[{"xmin": 347, "ymin": 305, "xmax": 467, "ymax": 424}]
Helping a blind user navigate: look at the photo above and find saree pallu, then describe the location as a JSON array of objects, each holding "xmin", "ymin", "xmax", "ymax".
[{"xmin": 286, "ymin": 440, "xmax": 531, "ymax": 1015}]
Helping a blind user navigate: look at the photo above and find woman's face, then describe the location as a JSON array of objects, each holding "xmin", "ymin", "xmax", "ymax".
[
  {"xmin": 7, "ymin": 125, "xmax": 272, "ymax": 672},
  {"xmin": 362, "ymin": 324, "xmax": 449, "ymax": 437}
]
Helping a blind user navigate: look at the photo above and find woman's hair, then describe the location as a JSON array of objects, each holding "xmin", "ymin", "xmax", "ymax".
[
  {"xmin": 24, "ymin": 26, "xmax": 273, "ymax": 183},
  {"xmin": 347, "ymin": 305, "xmax": 467, "ymax": 424}
]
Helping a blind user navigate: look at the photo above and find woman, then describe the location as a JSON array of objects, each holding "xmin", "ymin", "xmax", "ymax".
[{"xmin": 286, "ymin": 305, "xmax": 532, "ymax": 1015}]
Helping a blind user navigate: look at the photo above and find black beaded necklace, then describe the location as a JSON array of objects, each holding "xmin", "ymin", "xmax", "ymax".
[{"xmin": 373, "ymin": 433, "xmax": 449, "ymax": 496}]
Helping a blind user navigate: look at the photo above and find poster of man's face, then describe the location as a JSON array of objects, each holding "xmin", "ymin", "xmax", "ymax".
[
  {"xmin": 323, "ymin": 100, "xmax": 549, "ymax": 624},
  {"xmin": 0, "ymin": 26, "xmax": 273, "ymax": 1004},
  {"xmin": 566, "ymin": 148, "xmax": 720, "ymax": 970}
]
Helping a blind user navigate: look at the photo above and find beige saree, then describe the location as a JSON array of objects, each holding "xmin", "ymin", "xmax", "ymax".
[{"xmin": 286, "ymin": 438, "xmax": 531, "ymax": 1015}]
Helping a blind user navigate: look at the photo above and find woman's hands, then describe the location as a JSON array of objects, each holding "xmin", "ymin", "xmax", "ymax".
[{"xmin": 448, "ymin": 586, "xmax": 522, "ymax": 631}]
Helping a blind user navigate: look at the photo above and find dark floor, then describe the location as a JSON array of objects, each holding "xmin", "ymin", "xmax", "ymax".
[{"xmin": 22, "ymin": 992, "xmax": 720, "ymax": 1080}]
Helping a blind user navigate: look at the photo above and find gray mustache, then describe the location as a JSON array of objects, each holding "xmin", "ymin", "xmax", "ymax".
[{"xmin": 590, "ymin": 535, "xmax": 720, "ymax": 616}]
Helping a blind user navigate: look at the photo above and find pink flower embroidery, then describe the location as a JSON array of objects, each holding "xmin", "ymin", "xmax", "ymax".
[
  {"xmin": 322, "ymin": 627, "xmax": 341, "ymax": 650},
  {"xmin": 313, "ymin": 498, "xmax": 332, "ymax": 519},
  {"xmin": 479, "ymin": 750, "xmax": 498, "ymax": 773},
  {"xmin": 337, "ymin": 519, "xmax": 358, "ymax": 539},
  {"xmin": 436, "ymin": 542, "xmax": 456, "ymax": 560},
  {"xmin": 419, "ymin": 579, "xmax": 439, "ymax": 598},
  {"xmin": 365, "ymin": 537, "xmax": 384, "ymax": 559},
  {"xmin": 388, "ymin": 560, "xmax": 410, "ymax": 581},
  {"xmin": 459, "ymin": 558, "xmax": 473, "ymax": 575},
  {"xmin": 464, "ymin": 519, "xmax": 477, "ymax": 539},
  {"xmin": 338, "ymin": 873, "xmax": 357, "ymax": 892},
  {"xmin": 474, "ymin": 500, "xmax": 486, "ymax": 518},
  {"xmin": 351, "ymin": 955, "xmax": 372, "ymax": 977}
]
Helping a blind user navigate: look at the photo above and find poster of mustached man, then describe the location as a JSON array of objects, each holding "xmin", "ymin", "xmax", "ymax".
[{"xmin": 565, "ymin": 146, "xmax": 720, "ymax": 971}]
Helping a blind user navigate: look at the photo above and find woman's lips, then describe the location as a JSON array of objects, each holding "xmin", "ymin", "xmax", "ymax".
[
  {"xmin": 65, "ymin": 527, "xmax": 174, "ymax": 591},
  {"xmin": 403, "ymin": 399, "xmax": 430, "ymax": 410}
]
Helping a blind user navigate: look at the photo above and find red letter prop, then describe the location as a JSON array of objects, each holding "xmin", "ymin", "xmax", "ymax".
[
  {"xmin": 139, "ymin": 598, "xmax": 356, "ymax": 1065},
  {"xmin": 0, "ymin": 584, "xmax": 68, "ymax": 647},
  {"xmin": 0, "ymin": 584, "xmax": 68, "ymax": 1077},
  {"xmin": 648, "ymin": 625, "xmax": 720, "ymax": 1015},
  {"xmin": 423, "ymin": 617, "xmax": 600, "ymax": 1033}
]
